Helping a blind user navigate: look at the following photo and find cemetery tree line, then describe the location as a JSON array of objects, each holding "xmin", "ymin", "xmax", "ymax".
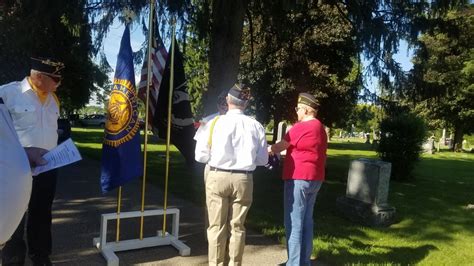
[{"xmin": 408, "ymin": 6, "xmax": 474, "ymax": 150}]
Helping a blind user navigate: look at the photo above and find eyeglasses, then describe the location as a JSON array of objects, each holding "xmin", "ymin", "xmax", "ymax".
[
  {"xmin": 294, "ymin": 107, "xmax": 304, "ymax": 112},
  {"xmin": 44, "ymin": 74, "xmax": 63, "ymax": 83}
]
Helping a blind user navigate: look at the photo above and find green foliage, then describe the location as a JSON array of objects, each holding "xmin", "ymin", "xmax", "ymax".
[
  {"xmin": 409, "ymin": 6, "xmax": 474, "ymax": 148},
  {"xmin": 184, "ymin": 35, "xmax": 209, "ymax": 119},
  {"xmin": 0, "ymin": 1, "xmax": 109, "ymax": 113},
  {"xmin": 240, "ymin": 3, "xmax": 359, "ymax": 126},
  {"xmin": 342, "ymin": 104, "xmax": 384, "ymax": 133},
  {"xmin": 377, "ymin": 112, "xmax": 427, "ymax": 180},
  {"xmin": 78, "ymin": 105, "xmax": 105, "ymax": 115}
]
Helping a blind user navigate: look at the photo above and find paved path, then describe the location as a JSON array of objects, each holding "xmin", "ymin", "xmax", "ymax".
[{"xmin": 44, "ymin": 158, "xmax": 287, "ymax": 265}]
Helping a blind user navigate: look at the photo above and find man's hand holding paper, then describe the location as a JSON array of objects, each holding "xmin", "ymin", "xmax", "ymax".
[{"xmin": 32, "ymin": 138, "xmax": 82, "ymax": 176}]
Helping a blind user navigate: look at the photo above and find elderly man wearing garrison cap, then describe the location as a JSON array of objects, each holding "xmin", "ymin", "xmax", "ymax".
[
  {"xmin": 0, "ymin": 57, "xmax": 65, "ymax": 266},
  {"xmin": 268, "ymin": 92, "xmax": 327, "ymax": 266},
  {"xmin": 195, "ymin": 84, "xmax": 268, "ymax": 265}
]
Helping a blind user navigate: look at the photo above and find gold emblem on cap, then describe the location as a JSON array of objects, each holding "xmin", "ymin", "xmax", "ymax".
[{"xmin": 32, "ymin": 57, "xmax": 65, "ymax": 75}]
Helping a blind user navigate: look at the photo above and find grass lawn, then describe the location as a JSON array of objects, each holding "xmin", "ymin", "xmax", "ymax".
[{"xmin": 72, "ymin": 128, "xmax": 474, "ymax": 265}]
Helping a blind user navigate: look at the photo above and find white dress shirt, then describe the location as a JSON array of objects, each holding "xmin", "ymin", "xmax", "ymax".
[
  {"xmin": 0, "ymin": 78, "xmax": 59, "ymax": 150},
  {"xmin": 194, "ymin": 108, "xmax": 268, "ymax": 171}
]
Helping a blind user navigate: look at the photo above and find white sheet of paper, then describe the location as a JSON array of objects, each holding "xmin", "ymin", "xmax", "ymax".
[{"xmin": 32, "ymin": 138, "xmax": 82, "ymax": 176}]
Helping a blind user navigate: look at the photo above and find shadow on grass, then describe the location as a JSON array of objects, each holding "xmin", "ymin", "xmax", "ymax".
[{"xmin": 317, "ymin": 238, "xmax": 437, "ymax": 264}]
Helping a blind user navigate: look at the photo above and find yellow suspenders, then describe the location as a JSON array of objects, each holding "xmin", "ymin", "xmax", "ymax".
[{"xmin": 207, "ymin": 115, "xmax": 220, "ymax": 149}]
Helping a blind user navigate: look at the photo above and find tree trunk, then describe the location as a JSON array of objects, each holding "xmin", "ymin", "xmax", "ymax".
[
  {"xmin": 453, "ymin": 124, "xmax": 464, "ymax": 152},
  {"xmin": 204, "ymin": 0, "xmax": 248, "ymax": 115}
]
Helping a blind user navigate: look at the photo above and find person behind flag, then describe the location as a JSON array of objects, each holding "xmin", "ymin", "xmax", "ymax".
[
  {"xmin": 268, "ymin": 92, "xmax": 327, "ymax": 266},
  {"xmin": 100, "ymin": 25, "xmax": 143, "ymax": 193},
  {"xmin": 195, "ymin": 84, "xmax": 268, "ymax": 265},
  {"xmin": 197, "ymin": 90, "xmax": 229, "ymax": 127},
  {"xmin": 0, "ymin": 56, "xmax": 64, "ymax": 266}
]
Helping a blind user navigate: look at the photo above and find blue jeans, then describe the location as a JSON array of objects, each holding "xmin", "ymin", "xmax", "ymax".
[{"xmin": 284, "ymin": 179, "xmax": 322, "ymax": 266}]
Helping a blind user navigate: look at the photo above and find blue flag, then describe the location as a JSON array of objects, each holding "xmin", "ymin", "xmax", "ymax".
[{"xmin": 100, "ymin": 25, "xmax": 143, "ymax": 193}]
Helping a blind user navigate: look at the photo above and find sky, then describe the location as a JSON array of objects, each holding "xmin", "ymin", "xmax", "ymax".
[
  {"xmin": 364, "ymin": 41, "xmax": 414, "ymax": 95},
  {"xmin": 394, "ymin": 41, "xmax": 414, "ymax": 71},
  {"xmin": 88, "ymin": 19, "xmax": 145, "ymax": 105},
  {"xmin": 101, "ymin": 19, "xmax": 145, "ymax": 77}
]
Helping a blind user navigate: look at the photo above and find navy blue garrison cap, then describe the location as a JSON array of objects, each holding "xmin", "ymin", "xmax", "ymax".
[
  {"xmin": 228, "ymin": 83, "xmax": 251, "ymax": 101},
  {"xmin": 30, "ymin": 57, "xmax": 65, "ymax": 77}
]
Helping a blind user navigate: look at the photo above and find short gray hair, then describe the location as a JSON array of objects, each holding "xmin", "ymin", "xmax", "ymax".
[
  {"xmin": 30, "ymin": 69, "xmax": 41, "ymax": 76},
  {"xmin": 227, "ymin": 94, "xmax": 247, "ymax": 107}
]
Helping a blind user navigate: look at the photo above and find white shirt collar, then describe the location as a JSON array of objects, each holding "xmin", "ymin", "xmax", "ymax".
[
  {"xmin": 20, "ymin": 78, "xmax": 33, "ymax": 93},
  {"xmin": 226, "ymin": 108, "xmax": 244, "ymax": 115}
]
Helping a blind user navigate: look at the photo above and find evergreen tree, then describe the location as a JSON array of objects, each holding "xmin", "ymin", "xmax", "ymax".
[{"xmin": 409, "ymin": 5, "xmax": 474, "ymax": 150}]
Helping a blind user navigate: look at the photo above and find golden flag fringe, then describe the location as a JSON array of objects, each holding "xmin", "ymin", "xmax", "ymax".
[{"xmin": 139, "ymin": 0, "xmax": 155, "ymax": 240}]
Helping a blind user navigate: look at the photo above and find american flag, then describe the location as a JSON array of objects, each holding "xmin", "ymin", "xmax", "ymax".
[{"xmin": 137, "ymin": 19, "xmax": 168, "ymax": 130}]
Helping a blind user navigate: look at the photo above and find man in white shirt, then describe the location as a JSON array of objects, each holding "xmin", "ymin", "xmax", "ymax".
[
  {"xmin": 195, "ymin": 84, "xmax": 268, "ymax": 265},
  {"xmin": 0, "ymin": 57, "xmax": 64, "ymax": 266}
]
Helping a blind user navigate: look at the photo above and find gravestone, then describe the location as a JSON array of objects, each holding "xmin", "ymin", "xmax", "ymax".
[
  {"xmin": 422, "ymin": 138, "xmax": 435, "ymax": 154},
  {"xmin": 462, "ymin": 140, "xmax": 473, "ymax": 152},
  {"xmin": 325, "ymin": 126, "xmax": 331, "ymax": 142},
  {"xmin": 277, "ymin": 122, "xmax": 292, "ymax": 156},
  {"xmin": 446, "ymin": 138, "xmax": 454, "ymax": 150},
  {"xmin": 336, "ymin": 158, "xmax": 396, "ymax": 227},
  {"xmin": 277, "ymin": 121, "xmax": 286, "ymax": 142},
  {"xmin": 364, "ymin": 133, "xmax": 371, "ymax": 144}
]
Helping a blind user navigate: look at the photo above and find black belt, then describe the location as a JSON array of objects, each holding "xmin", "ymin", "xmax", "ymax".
[{"xmin": 209, "ymin": 166, "xmax": 253, "ymax": 174}]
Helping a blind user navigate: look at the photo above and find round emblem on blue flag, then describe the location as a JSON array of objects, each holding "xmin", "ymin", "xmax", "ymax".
[{"xmin": 104, "ymin": 78, "xmax": 140, "ymax": 147}]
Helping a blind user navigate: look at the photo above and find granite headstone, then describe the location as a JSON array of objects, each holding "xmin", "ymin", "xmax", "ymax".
[
  {"xmin": 336, "ymin": 158, "xmax": 396, "ymax": 227},
  {"xmin": 422, "ymin": 138, "xmax": 435, "ymax": 154}
]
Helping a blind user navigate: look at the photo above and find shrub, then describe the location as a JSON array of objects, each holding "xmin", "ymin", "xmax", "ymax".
[
  {"xmin": 377, "ymin": 112, "xmax": 427, "ymax": 180},
  {"xmin": 265, "ymin": 119, "xmax": 275, "ymax": 133}
]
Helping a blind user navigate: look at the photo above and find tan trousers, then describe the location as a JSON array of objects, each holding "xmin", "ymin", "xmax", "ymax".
[{"xmin": 205, "ymin": 169, "xmax": 253, "ymax": 266}]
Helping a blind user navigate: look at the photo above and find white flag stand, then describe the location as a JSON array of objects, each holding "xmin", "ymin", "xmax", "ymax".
[{"xmin": 93, "ymin": 208, "xmax": 190, "ymax": 266}]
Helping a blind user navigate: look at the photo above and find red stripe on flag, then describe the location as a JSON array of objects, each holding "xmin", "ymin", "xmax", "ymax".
[{"xmin": 138, "ymin": 25, "xmax": 168, "ymax": 126}]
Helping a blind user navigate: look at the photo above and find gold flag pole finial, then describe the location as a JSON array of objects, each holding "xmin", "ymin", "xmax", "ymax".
[{"xmin": 139, "ymin": 0, "xmax": 155, "ymax": 240}]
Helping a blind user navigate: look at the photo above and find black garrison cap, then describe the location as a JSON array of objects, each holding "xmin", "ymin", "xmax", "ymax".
[{"xmin": 30, "ymin": 57, "xmax": 65, "ymax": 77}]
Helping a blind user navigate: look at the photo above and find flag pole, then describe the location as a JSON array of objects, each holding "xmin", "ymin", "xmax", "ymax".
[
  {"xmin": 162, "ymin": 17, "xmax": 176, "ymax": 236},
  {"xmin": 115, "ymin": 186, "xmax": 122, "ymax": 242},
  {"xmin": 140, "ymin": 0, "xmax": 155, "ymax": 240}
]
